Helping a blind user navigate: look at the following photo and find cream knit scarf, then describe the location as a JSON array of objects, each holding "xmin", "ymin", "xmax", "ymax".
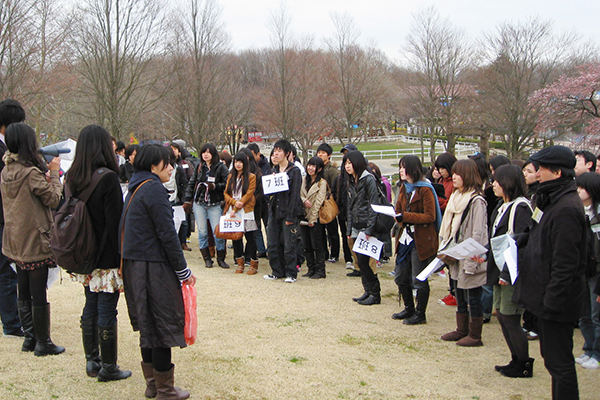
[{"xmin": 438, "ymin": 189, "xmax": 477, "ymax": 246}]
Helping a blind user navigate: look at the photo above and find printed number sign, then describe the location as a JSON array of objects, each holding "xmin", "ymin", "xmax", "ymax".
[
  {"xmin": 219, "ymin": 215, "xmax": 244, "ymax": 232},
  {"xmin": 262, "ymin": 172, "xmax": 289, "ymax": 195},
  {"xmin": 352, "ymin": 231, "xmax": 384, "ymax": 260}
]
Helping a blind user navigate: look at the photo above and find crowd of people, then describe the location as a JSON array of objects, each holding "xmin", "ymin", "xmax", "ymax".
[{"xmin": 0, "ymin": 97, "xmax": 598, "ymax": 399}]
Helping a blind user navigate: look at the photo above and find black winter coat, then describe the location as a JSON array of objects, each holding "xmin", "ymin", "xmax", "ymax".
[
  {"xmin": 513, "ymin": 179, "xmax": 586, "ymax": 323},
  {"xmin": 347, "ymin": 170, "xmax": 379, "ymax": 237},
  {"xmin": 120, "ymin": 171, "xmax": 187, "ymax": 275},
  {"xmin": 486, "ymin": 199, "xmax": 532, "ymax": 286},
  {"xmin": 268, "ymin": 162, "xmax": 303, "ymax": 223},
  {"xmin": 184, "ymin": 160, "xmax": 229, "ymax": 206}
]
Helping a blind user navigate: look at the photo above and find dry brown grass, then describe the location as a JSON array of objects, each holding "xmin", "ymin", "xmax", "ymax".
[{"xmin": 0, "ymin": 239, "xmax": 596, "ymax": 399}]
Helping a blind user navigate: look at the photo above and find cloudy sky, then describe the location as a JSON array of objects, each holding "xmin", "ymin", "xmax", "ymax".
[{"xmin": 217, "ymin": 0, "xmax": 598, "ymax": 62}]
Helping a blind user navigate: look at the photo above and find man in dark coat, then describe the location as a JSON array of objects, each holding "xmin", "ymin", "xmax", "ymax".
[{"xmin": 514, "ymin": 145, "xmax": 586, "ymax": 400}]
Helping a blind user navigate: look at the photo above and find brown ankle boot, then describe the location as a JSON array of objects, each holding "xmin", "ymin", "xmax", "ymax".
[
  {"xmin": 235, "ymin": 257, "xmax": 245, "ymax": 274},
  {"xmin": 456, "ymin": 317, "xmax": 484, "ymax": 347},
  {"xmin": 154, "ymin": 364, "xmax": 189, "ymax": 400},
  {"xmin": 247, "ymin": 259, "xmax": 259, "ymax": 275},
  {"xmin": 441, "ymin": 312, "xmax": 469, "ymax": 341},
  {"xmin": 141, "ymin": 361, "xmax": 157, "ymax": 398}
]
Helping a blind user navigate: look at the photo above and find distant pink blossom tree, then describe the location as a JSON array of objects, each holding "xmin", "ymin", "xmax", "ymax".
[{"xmin": 531, "ymin": 64, "xmax": 600, "ymax": 146}]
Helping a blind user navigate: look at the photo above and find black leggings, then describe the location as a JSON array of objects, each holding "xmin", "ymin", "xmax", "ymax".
[
  {"xmin": 141, "ymin": 347, "xmax": 172, "ymax": 372},
  {"xmin": 497, "ymin": 311, "xmax": 529, "ymax": 361},
  {"xmin": 17, "ymin": 267, "xmax": 48, "ymax": 306}
]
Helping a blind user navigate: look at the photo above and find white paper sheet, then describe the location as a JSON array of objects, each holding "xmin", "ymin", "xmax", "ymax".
[
  {"xmin": 371, "ymin": 204, "xmax": 401, "ymax": 217},
  {"xmin": 416, "ymin": 258, "xmax": 444, "ymax": 281},
  {"xmin": 503, "ymin": 238, "xmax": 519, "ymax": 285},
  {"xmin": 438, "ymin": 237, "xmax": 487, "ymax": 260},
  {"xmin": 352, "ymin": 231, "xmax": 384, "ymax": 260},
  {"xmin": 173, "ymin": 206, "xmax": 185, "ymax": 233}
]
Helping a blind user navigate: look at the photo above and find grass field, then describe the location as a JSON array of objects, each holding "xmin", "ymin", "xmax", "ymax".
[{"xmin": 0, "ymin": 239, "xmax": 595, "ymax": 399}]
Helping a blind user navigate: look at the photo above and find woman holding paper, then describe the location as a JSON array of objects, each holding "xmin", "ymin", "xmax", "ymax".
[
  {"xmin": 224, "ymin": 151, "xmax": 258, "ymax": 275},
  {"xmin": 392, "ymin": 155, "xmax": 442, "ymax": 325},
  {"xmin": 487, "ymin": 164, "xmax": 533, "ymax": 377},
  {"xmin": 345, "ymin": 150, "xmax": 382, "ymax": 305},
  {"xmin": 439, "ymin": 159, "xmax": 488, "ymax": 347},
  {"xmin": 300, "ymin": 156, "xmax": 328, "ymax": 279}
]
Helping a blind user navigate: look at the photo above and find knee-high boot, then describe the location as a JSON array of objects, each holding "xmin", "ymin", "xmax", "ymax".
[
  {"xmin": 154, "ymin": 364, "xmax": 190, "ymax": 400},
  {"xmin": 199, "ymin": 248, "xmax": 213, "ymax": 268},
  {"xmin": 32, "ymin": 303, "xmax": 65, "ymax": 356},
  {"xmin": 456, "ymin": 316, "xmax": 484, "ymax": 347},
  {"xmin": 216, "ymin": 249, "xmax": 230, "ymax": 269},
  {"xmin": 17, "ymin": 300, "xmax": 36, "ymax": 352},
  {"xmin": 97, "ymin": 324, "xmax": 132, "ymax": 381},
  {"xmin": 81, "ymin": 317, "xmax": 101, "ymax": 377},
  {"xmin": 392, "ymin": 285, "xmax": 415, "ymax": 319},
  {"xmin": 358, "ymin": 275, "xmax": 381, "ymax": 305},
  {"xmin": 352, "ymin": 273, "xmax": 369, "ymax": 302}
]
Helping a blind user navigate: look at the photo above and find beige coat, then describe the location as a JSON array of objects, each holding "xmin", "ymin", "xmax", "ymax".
[
  {"xmin": 301, "ymin": 178, "xmax": 327, "ymax": 225},
  {"xmin": 448, "ymin": 195, "xmax": 488, "ymax": 289},
  {"xmin": 1, "ymin": 152, "xmax": 62, "ymax": 262}
]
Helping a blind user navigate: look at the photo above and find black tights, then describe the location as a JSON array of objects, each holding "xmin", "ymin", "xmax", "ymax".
[
  {"xmin": 141, "ymin": 347, "xmax": 172, "ymax": 372},
  {"xmin": 497, "ymin": 310, "xmax": 529, "ymax": 361},
  {"xmin": 17, "ymin": 267, "xmax": 48, "ymax": 306}
]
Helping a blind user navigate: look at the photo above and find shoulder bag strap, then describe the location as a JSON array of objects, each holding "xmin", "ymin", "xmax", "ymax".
[
  {"xmin": 507, "ymin": 198, "xmax": 532, "ymax": 236},
  {"xmin": 118, "ymin": 179, "xmax": 152, "ymax": 276}
]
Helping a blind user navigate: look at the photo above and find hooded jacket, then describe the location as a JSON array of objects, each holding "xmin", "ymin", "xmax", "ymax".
[{"xmin": 1, "ymin": 152, "xmax": 62, "ymax": 262}]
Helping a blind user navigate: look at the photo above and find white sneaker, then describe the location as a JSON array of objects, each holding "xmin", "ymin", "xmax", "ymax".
[
  {"xmin": 284, "ymin": 277, "xmax": 297, "ymax": 283},
  {"xmin": 345, "ymin": 262, "xmax": 354, "ymax": 269},
  {"xmin": 263, "ymin": 274, "xmax": 280, "ymax": 280},
  {"xmin": 581, "ymin": 358, "xmax": 600, "ymax": 369},
  {"xmin": 575, "ymin": 354, "xmax": 591, "ymax": 365}
]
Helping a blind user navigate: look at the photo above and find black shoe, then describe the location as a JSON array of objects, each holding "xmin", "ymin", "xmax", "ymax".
[
  {"xmin": 257, "ymin": 252, "xmax": 268, "ymax": 258},
  {"xmin": 403, "ymin": 313, "xmax": 426, "ymax": 325},
  {"xmin": 500, "ymin": 358, "xmax": 534, "ymax": 378},
  {"xmin": 391, "ymin": 308, "xmax": 415, "ymax": 320},
  {"xmin": 495, "ymin": 357, "xmax": 517, "ymax": 373},
  {"xmin": 97, "ymin": 325, "xmax": 132, "ymax": 382},
  {"xmin": 347, "ymin": 269, "xmax": 361, "ymax": 277},
  {"xmin": 352, "ymin": 292, "xmax": 369, "ymax": 302}
]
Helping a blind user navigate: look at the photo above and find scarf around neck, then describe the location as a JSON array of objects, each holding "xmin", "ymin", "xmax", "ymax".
[
  {"xmin": 404, "ymin": 179, "xmax": 443, "ymax": 232},
  {"xmin": 438, "ymin": 189, "xmax": 477, "ymax": 244}
]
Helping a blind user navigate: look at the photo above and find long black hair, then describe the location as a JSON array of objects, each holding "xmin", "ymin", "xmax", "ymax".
[
  {"xmin": 226, "ymin": 151, "xmax": 250, "ymax": 197},
  {"xmin": 343, "ymin": 150, "xmax": 367, "ymax": 185},
  {"xmin": 493, "ymin": 164, "xmax": 527, "ymax": 202},
  {"xmin": 68, "ymin": 125, "xmax": 119, "ymax": 193},
  {"xmin": 5, "ymin": 122, "xmax": 46, "ymax": 172},
  {"xmin": 305, "ymin": 156, "xmax": 324, "ymax": 190},
  {"xmin": 576, "ymin": 172, "xmax": 600, "ymax": 220}
]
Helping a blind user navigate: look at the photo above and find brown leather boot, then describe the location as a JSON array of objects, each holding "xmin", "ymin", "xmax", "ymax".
[
  {"xmin": 154, "ymin": 364, "xmax": 189, "ymax": 400},
  {"xmin": 235, "ymin": 257, "xmax": 245, "ymax": 274},
  {"xmin": 247, "ymin": 259, "xmax": 258, "ymax": 275},
  {"xmin": 209, "ymin": 246, "xmax": 215, "ymax": 258},
  {"xmin": 441, "ymin": 312, "xmax": 469, "ymax": 341},
  {"xmin": 456, "ymin": 317, "xmax": 484, "ymax": 347},
  {"xmin": 141, "ymin": 361, "xmax": 157, "ymax": 398}
]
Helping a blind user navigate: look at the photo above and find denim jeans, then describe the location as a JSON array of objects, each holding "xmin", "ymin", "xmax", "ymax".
[
  {"xmin": 81, "ymin": 286, "xmax": 120, "ymax": 327},
  {"xmin": 267, "ymin": 218, "xmax": 299, "ymax": 278},
  {"xmin": 0, "ymin": 224, "xmax": 21, "ymax": 334},
  {"xmin": 580, "ymin": 276, "xmax": 600, "ymax": 361},
  {"xmin": 455, "ymin": 283, "xmax": 483, "ymax": 318},
  {"xmin": 193, "ymin": 202, "xmax": 225, "ymax": 251},
  {"xmin": 481, "ymin": 284, "xmax": 494, "ymax": 317}
]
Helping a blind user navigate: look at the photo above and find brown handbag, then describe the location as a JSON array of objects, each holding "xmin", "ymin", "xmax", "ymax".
[
  {"xmin": 319, "ymin": 183, "xmax": 339, "ymax": 224},
  {"xmin": 214, "ymin": 208, "xmax": 244, "ymax": 241}
]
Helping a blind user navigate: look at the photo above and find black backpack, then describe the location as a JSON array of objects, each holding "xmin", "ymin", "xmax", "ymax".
[{"xmin": 51, "ymin": 169, "xmax": 111, "ymax": 274}]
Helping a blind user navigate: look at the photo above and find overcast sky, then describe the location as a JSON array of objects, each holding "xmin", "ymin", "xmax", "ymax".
[{"xmin": 218, "ymin": 0, "xmax": 599, "ymax": 62}]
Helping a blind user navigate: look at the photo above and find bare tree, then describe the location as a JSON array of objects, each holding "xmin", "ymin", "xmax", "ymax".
[
  {"xmin": 477, "ymin": 18, "xmax": 578, "ymax": 158},
  {"xmin": 403, "ymin": 6, "xmax": 473, "ymax": 157},
  {"xmin": 74, "ymin": 0, "xmax": 164, "ymax": 139}
]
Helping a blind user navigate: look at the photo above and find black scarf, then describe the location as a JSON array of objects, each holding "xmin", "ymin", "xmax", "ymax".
[{"xmin": 535, "ymin": 177, "xmax": 574, "ymax": 210}]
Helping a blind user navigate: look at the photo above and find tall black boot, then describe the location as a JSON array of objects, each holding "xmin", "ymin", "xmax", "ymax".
[
  {"xmin": 404, "ymin": 288, "xmax": 429, "ymax": 325},
  {"xmin": 32, "ymin": 303, "xmax": 65, "ymax": 356},
  {"xmin": 17, "ymin": 300, "xmax": 36, "ymax": 352},
  {"xmin": 216, "ymin": 249, "xmax": 230, "ymax": 269},
  {"xmin": 199, "ymin": 248, "xmax": 213, "ymax": 268},
  {"xmin": 358, "ymin": 276, "xmax": 381, "ymax": 305},
  {"xmin": 81, "ymin": 317, "xmax": 101, "ymax": 377},
  {"xmin": 352, "ymin": 273, "xmax": 369, "ymax": 302},
  {"xmin": 310, "ymin": 262, "xmax": 326, "ymax": 279},
  {"xmin": 392, "ymin": 285, "xmax": 415, "ymax": 319},
  {"xmin": 97, "ymin": 324, "xmax": 132, "ymax": 382}
]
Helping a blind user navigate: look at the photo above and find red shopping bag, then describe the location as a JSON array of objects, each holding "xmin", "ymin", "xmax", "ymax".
[{"xmin": 182, "ymin": 283, "xmax": 197, "ymax": 345}]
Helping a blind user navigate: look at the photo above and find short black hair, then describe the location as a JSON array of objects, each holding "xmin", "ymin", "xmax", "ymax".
[
  {"xmin": 199, "ymin": 143, "xmax": 220, "ymax": 164},
  {"xmin": 116, "ymin": 140, "xmax": 126, "ymax": 152},
  {"xmin": 133, "ymin": 144, "xmax": 170, "ymax": 172},
  {"xmin": 273, "ymin": 139, "xmax": 292, "ymax": 156},
  {"xmin": 125, "ymin": 144, "xmax": 139, "ymax": 160},
  {"xmin": 576, "ymin": 172, "xmax": 600, "ymax": 214},
  {"xmin": 575, "ymin": 150, "xmax": 597, "ymax": 172},
  {"xmin": 317, "ymin": 143, "xmax": 333, "ymax": 156},
  {"xmin": 399, "ymin": 155, "xmax": 424, "ymax": 182},
  {"xmin": 0, "ymin": 99, "xmax": 25, "ymax": 129},
  {"xmin": 494, "ymin": 164, "xmax": 527, "ymax": 201},
  {"xmin": 247, "ymin": 143, "xmax": 260, "ymax": 154},
  {"xmin": 540, "ymin": 163, "xmax": 576, "ymax": 180},
  {"xmin": 434, "ymin": 152, "xmax": 457, "ymax": 174}
]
